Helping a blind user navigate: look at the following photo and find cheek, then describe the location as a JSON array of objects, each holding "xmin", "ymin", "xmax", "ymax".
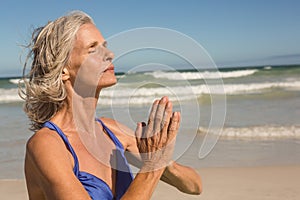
[{"xmin": 76, "ymin": 55, "xmax": 107, "ymax": 86}]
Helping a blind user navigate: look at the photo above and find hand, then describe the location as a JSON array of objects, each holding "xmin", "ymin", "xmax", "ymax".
[{"xmin": 135, "ymin": 96, "xmax": 180, "ymax": 172}]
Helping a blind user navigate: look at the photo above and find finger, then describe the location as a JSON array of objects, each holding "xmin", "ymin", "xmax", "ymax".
[
  {"xmin": 135, "ymin": 122, "xmax": 143, "ymax": 140},
  {"xmin": 146, "ymin": 99, "xmax": 159, "ymax": 137},
  {"xmin": 153, "ymin": 96, "xmax": 168, "ymax": 135},
  {"xmin": 160, "ymin": 101, "xmax": 173, "ymax": 145},
  {"xmin": 176, "ymin": 112, "xmax": 181, "ymax": 130},
  {"xmin": 153, "ymin": 97, "xmax": 168, "ymax": 148},
  {"xmin": 167, "ymin": 112, "xmax": 180, "ymax": 142},
  {"xmin": 135, "ymin": 122, "xmax": 144, "ymax": 151}
]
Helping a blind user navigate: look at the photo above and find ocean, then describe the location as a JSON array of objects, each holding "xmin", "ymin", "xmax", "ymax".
[{"xmin": 1, "ymin": 64, "xmax": 300, "ymax": 178}]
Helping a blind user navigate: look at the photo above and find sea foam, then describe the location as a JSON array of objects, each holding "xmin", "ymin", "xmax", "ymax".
[
  {"xmin": 1, "ymin": 80, "xmax": 300, "ymax": 104},
  {"xmin": 145, "ymin": 69, "xmax": 258, "ymax": 80},
  {"xmin": 198, "ymin": 125, "xmax": 300, "ymax": 139}
]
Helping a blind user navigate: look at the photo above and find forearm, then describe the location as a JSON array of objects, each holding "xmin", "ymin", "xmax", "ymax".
[
  {"xmin": 161, "ymin": 162, "xmax": 202, "ymax": 194},
  {"xmin": 122, "ymin": 97, "xmax": 183, "ymax": 199},
  {"xmin": 121, "ymin": 168, "xmax": 165, "ymax": 200}
]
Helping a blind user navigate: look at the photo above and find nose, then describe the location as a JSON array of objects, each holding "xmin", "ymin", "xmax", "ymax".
[{"xmin": 104, "ymin": 48, "xmax": 114, "ymax": 62}]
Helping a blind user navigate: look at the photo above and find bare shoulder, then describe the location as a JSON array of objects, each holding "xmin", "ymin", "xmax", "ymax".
[
  {"xmin": 100, "ymin": 117, "xmax": 136, "ymax": 150},
  {"xmin": 26, "ymin": 128, "xmax": 70, "ymax": 163},
  {"xmin": 25, "ymin": 128, "xmax": 73, "ymax": 184},
  {"xmin": 25, "ymin": 127, "xmax": 77, "ymax": 199},
  {"xmin": 27, "ymin": 128, "xmax": 63, "ymax": 152},
  {"xmin": 25, "ymin": 127, "xmax": 92, "ymax": 199}
]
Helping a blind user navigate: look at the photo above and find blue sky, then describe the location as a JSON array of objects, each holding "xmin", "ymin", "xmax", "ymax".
[{"xmin": 1, "ymin": 0, "xmax": 300, "ymax": 76}]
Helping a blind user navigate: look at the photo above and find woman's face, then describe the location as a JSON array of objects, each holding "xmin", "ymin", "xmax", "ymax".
[{"xmin": 68, "ymin": 23, "xmax": 116, "ymax": 95}]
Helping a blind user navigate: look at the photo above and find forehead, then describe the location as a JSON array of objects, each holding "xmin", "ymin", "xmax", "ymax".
[{"xmin": 74, "ymin": 23, "xmax": 105, "ymax": 47}]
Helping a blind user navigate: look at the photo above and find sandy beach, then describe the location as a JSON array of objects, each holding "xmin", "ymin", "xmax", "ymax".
[
  {"xmin": 201, "ymin": 165, "xmax": 300, "ymax": 200},
  {"xmin": 0, "ymin": 179, "xmax": 28, "ymax": 200},
  {"xmin": 1, "ymin": 165, "xmax": 299, "ymax": 200},
  {"xmin": 153, "ymin": 165, "xmax": 300, "ymax": 200}
]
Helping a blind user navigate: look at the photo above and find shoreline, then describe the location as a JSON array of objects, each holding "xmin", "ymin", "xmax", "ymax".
[{"xmin": 2, "ymin": 165, "xmax": 300, "ymax": 200}]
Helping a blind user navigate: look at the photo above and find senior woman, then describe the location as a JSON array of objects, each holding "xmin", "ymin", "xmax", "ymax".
[{"xmin": 20, "ymin": 11, "xmax": 202, "ymax": 200}]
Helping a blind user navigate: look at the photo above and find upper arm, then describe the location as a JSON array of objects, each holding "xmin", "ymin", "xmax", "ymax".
[{"xmin": 25, "ymin": 129, "xmax": 91, "ymax": 200}]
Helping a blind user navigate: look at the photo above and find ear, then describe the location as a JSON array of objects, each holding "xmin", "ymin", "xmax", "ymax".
[{"xmin": 62, "ymin": 68, "xmax": 70, "ymax": 81}]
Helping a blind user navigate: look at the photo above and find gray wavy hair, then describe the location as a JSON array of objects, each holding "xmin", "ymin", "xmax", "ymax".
[{"xmin": 19, "ymin": 11, "xmax": 94, "ymax": 131}]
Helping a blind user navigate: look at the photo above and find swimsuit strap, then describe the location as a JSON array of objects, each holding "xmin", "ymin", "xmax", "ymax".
[
  {"xmin": 96, "ymin": 118, "xmax": 134, "ymax": 200},
  {"xmin": 43, "ymin": 121, "xmax": 80, "ymax": 176},
  {"xmin": 43, "ymin": 119, "xmax": 133, "ymax": 200},
  {"xmin": 96, "ymin": 118, "xmax": 124, "ymax": 150},
  {"xmin": 43, "ymin": 119, "xmax": 126, "ymax": 169}
]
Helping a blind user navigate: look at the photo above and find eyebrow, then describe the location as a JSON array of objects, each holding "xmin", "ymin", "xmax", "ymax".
[
  {"xmin": 87, "ymin": 41, "xmax": 107, "ymax": 48},
  {"xmin": 102, "ymin": 41, "xmax": 107, "ymax": 47}
]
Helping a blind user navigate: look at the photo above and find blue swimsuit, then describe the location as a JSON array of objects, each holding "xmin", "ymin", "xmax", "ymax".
[{"xmin": 43, "ymin": 119, "xmax": 133, "ymax": 200}]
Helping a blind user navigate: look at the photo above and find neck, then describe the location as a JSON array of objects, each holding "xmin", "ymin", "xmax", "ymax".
[{"xmin": 51, "ymin": 82, "xmax": 101, "ymax": 136}]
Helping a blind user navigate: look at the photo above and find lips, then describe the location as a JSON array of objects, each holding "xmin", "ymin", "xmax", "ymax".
[{"xmin": 105, "ymin": 64, "xmax": 114, "ymax": 71}]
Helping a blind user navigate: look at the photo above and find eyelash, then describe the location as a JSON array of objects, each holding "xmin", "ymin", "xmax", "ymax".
[
  {"xmin": 88, "ymin": 45, "xmax": 97, "ymax": 53},
  {"xmin": 88, "ymin": 43, "xmax": 107, "ymax": 53},
  {"xmin": 88, "ymin": 50, "xmax": 96, "ymax": 54}
]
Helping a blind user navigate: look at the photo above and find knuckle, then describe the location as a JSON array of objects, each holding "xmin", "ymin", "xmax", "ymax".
[
  {"xmin": 169, "ymin": 124, "xmax": 177, "ymax": 131},
  {"xmin": 154, "ymin": 115, "xmax": 162, "ymax": 122},
  {"xmin": 149, "ymin": 113, "xmax": 155, "ymax": 121},
  {"xmin": 160, "ymin": 136, "xmax": 168, "ymax": 145},
  {"xmin": 147, "ymin": 118, "xmax": 153, "ymax": 125}
]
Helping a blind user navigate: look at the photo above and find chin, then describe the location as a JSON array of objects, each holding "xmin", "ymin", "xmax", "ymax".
[{"xmin": 98, "ymin": 76, "xmax": 117, "ymax": 89}]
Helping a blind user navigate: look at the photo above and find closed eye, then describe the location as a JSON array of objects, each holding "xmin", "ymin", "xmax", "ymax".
[{"xmin": 88, "ymin": 42, "xmax": 98, "ymax": 53}]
